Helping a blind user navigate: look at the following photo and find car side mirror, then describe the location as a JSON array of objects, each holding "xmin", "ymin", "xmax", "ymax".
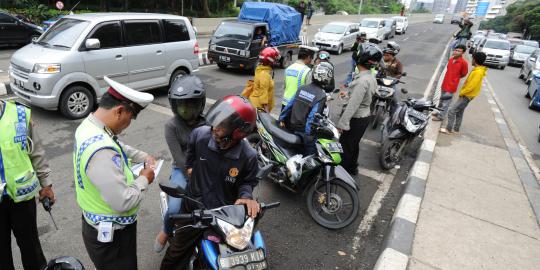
[
  {"xmin": 159, "ymin": 182, "xmax": 186, "ymax": 198},
  {"xmin": 85, "ymin": 39, "xmax": 101, "ymax": 50},
  {"xmin": 401, "ymin": 88, "xmax": 408, "ymax": 94},
  {"xmin": 193, "ymin": 26, "xmax": 198, "ymax": 35}
]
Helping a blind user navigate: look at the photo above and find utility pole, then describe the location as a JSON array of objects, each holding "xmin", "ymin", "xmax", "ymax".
[{"xmin": 358, "ymin": 0, "xmax": 363, "ymax": 15}]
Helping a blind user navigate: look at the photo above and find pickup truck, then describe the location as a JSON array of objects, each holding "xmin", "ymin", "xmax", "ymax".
[{"xmin": 207, "ymin": 2, "xmax": 302, "ymax": 74}]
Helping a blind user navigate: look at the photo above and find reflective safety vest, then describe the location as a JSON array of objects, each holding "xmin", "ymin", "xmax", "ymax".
[
  {"xmin": 0, "ymin": 101, "xmax": 39, "ymax": 202},
  {"xmin": 73, "ymin": 117, "xmax": 138, "ymax": 226},
  {"xmin": 282, "ymin": 63, "xmax": 310, "ymax": 106}
]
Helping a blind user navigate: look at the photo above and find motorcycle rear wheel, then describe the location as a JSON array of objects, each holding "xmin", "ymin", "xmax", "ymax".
[
  {"xmin": 379, "ymin": 138, "xmax": 404, "ymax": 170},
  {"xmin": 306, "ymin": 179, "xmax": 359, "ymax": 229}
]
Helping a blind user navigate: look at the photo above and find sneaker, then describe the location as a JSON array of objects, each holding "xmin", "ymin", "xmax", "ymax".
[{"xmin": 439, "ymin": 128, "xmax": 451, "ymax": 134}]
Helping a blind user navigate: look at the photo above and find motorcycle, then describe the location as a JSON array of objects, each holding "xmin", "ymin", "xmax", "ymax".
[
  {"xmin": 379, "ymin": 97, "xmax": 436, "ymax": 170},
  {"xmin": 246, "ymin": 103, "xmax": 360, "ymax": 230},
  {"xmin": 370, "ymin": 72, "xmax": 407, "ymax": 129},
  {"xmin": 159, "ymin": 166, "xmax": 280, "ymax": 270}
]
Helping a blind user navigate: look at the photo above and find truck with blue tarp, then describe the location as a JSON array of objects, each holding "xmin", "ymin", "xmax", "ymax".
[{"xmin": 207, "ymin": 2, "xmax": 303, "ymax": 73}]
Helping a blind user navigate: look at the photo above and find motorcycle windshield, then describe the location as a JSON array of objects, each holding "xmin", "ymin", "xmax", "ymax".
[{"xmin": 209, "ymin": 205, "xmax": 246, "ymax": 227}]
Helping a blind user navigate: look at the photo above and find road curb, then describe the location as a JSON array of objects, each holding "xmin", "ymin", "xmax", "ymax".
[
  {"xmin": 483, "ymin": 80, "xmax": 540, "ymax": 227},
  {"xmin": 373, "ymin": 34, "xmax": 453, "ymax": 270}
]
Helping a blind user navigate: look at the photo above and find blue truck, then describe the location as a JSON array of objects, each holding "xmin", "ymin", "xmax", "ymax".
[{"xmin": 207, "ymin": 2, "xmax": 303, "ymax": 73}]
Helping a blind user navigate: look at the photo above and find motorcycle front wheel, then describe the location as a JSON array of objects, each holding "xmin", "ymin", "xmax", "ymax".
[
  {"xmin": 372, "ymin": 105, "xmax": 385, "ymax": 129},
  {"xmin": 379, "ymin": 138, "xmax": 405, "ymax": 170},
  {"xmin": 306, "ymin": 179, "xmax": 359, "ymax": 229}
]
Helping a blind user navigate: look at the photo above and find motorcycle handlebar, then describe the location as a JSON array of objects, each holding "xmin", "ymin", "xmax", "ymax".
[
  {"xmin": 261, "ymin": 202, "xmax": 280, "ymax": 210},
  {"xmin": 168, "ymin": 213, "xmax": 192, "ymax": 220}
]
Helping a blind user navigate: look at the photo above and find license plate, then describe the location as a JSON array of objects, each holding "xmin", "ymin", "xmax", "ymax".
[
  {"xmin": 13, "ymin": 78, "xmax": 24, "ymax": 89},
  {"xmin": 327, "ymin": 142, "xmax": 343, "ymax": 153},
  {"xmin": 409, "ymin": 109, "xmax": 427, "ymax": 120},
  {"xmin": 219, "ymin": 55, "xmax": 230, "ymax": 63},
  {"xmin": 219, "ymin": 249, "xmax": 266, "ymax": 269}
]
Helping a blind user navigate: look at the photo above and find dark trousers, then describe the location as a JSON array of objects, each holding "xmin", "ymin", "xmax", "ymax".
[
  {"xmin": 0, "ymin": 196, "xmax": 46, "ymax": 270},
  {"xmin": 160, "ymin": 204, "xmax": 203, "ymax": 270},
  {"xmin": 294, "ymin": 131, "xmax": 316, "ymax": 156},
  {"xmin": 81, "ymin": 218, "xmax": 138, "ymax": 270},
  {"xmin": 339, "ymin": 117, "xmax": 372, "ymax": 174}
]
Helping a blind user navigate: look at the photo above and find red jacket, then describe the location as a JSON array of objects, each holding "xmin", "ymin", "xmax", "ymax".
[{"xmin": 441, "ymin": 56, "xmax": 468, "ymax": 93}]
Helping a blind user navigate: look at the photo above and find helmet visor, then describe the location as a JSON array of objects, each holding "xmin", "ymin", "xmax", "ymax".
[
  {"xmin": 206, "ymin": 99, "xmax": 253, "ymax": 135},
  {"xmin": 174, "ymin": 98, "xmax": 205, "ymax": 122}
]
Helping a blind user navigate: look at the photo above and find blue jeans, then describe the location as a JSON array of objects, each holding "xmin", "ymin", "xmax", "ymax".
[
  {"xmin": 163, "ymin": 167, "xmax": 187, "ymax": 234},
  {"xmin": 343, "ymin": 58, "xmax": 356, "ymax": 86}
]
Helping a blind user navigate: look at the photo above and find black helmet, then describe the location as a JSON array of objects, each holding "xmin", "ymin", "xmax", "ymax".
[
  {"xmin": 312, "ymin": 62, "xmax": 334, "ymax": 88},
  {"xmin": 168, "ymin": 75, "xmax": 206, "ymax": 123},
  {"xmin": 355, "ymin": 43, "xmax": 383, "ymax": 69},
  {"xmin": 383, "ymin": 41, "xmax": 400, "ymax": 55},
  {"xmin": 44, "ymin": 257, "xmax": 85, "ymax": 270}
]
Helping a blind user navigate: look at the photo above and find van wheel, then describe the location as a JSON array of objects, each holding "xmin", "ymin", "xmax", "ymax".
[
  {"xmin": 169, "ymin": 69, "xmax": 187, "ymax": 87},
  {"xmin": 337, "ymin": 44, "xmax": 343, "ymax": 55},
  {"xmin": 60, "ymin": 85, "xmax": 94, "ymax": 119}
]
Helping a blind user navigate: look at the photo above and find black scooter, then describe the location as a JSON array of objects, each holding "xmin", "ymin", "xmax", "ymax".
[
  {"xmin": 371, "ymin": 72, "xmax": 407, "ymax": 129},
  {"xmin": 379, "ymin": 98, "xmax": 437, "ymax": 170}
]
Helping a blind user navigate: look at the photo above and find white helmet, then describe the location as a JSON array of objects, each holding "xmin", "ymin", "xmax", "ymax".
[{"xmin": 312, "ymin": 62, "xmax": 334, "ymax": 88}]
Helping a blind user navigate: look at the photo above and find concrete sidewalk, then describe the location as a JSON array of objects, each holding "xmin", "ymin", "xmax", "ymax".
[{"xmin": 409, "ymin": 83, "xmax": 540, "ymax": 269}]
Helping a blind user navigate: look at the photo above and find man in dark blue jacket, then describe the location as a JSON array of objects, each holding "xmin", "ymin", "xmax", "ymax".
[
  {"xmin": 279, "ymin": 62, "xmax": 334, "ymax": 155},
  {"xmin": 160, "ymin": 96, "xmax": 259, "ymax": 270}
]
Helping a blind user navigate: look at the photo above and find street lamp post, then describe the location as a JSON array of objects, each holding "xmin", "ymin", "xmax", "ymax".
[{"xmin": 358, "ymin": 0, "xmax": 363, "ymax": 15}]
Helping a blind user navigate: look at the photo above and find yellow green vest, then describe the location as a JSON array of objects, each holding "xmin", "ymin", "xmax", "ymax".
[
  {"xmin": 73, "ymin": 117, "xmax": 138, "ymax": 225},
  {"xmin": 282, "ymin": 63, "xmax": 310, "ymax": 106},
  {"xmin": 0, "ymin": 101, "xmax": 39, "ymax": 202}
]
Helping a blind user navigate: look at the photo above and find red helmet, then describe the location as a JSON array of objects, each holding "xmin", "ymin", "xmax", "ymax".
[
  {"xmin": 205, "ymin": 95, "xmax": 256, "ymax": 147},
  {"xmin": 259, "ymin": 47, "xmax": 280, "ymax": 65}
]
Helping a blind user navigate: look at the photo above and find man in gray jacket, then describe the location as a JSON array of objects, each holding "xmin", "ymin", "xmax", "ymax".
[{"xmin": 337, "ymin": 43, "xmax": 383, "ymax": 175}]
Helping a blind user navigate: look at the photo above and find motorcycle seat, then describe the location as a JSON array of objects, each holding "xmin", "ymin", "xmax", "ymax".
[
  {"xmin": 258, "ymin": 112, "xmax": 302, "ymax": 145},
  {"xmin": 412, "ymin": 99, "xmax": 433, "ymax": 111}
]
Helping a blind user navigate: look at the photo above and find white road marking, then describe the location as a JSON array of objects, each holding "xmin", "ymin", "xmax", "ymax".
[
  {"xmin": 403, "ymin": 37, "xmax": 409, "ymax": 41},
  {"xmin": 352, "ymin": 169, "xmax": 396, "ymax": 253},
  {"xmin": 0, "ymin": 69, "xmax": 4, "ymax": 73},
  {"xmin": 359, "ymin": 167, "xmax": 384, "ymax": 183},
  {"xmin": 410, "ymin": 161, "xmax": 430, "ymax": 180},
  {"xmin": 420, "ymin": 139, "xmax": 436, "ymax": 152}
]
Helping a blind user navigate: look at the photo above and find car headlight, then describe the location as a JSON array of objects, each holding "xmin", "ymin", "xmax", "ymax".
[
  {"xmin": 217, "ymin": 218, "xmax": 254, "ymax": 250},
  {"xmin": 239, "ymin": 50, "xmax": 250, "ymax": 57},
  {"xmin": 32, "ymin": 63, "xmax": 61, "ymax": 74},
  {"xmin": 209, "ymin": 44, "xmax": 216, "ymax": 51}
]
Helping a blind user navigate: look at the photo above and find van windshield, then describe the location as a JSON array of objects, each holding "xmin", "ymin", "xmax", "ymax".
[
  {"xmin": 485, "ymin": 40, "xmax": 510, "ymax": 50},
  {"xmin": 361, "ymin": 20, "xmax": 379, "ymax": 28},
  {"xmin": 515, "ymin": 45, "xmax": 536, "ymax": 54},
  {"xmin": 321, "ymin": 24, "xmax": 346, "ymax": 34},
  {"xmin": 38, "ymin": 18, "xmax": 90, "ymax": 49},
  {"xmin": 214, "ymin": 23, "xmax": 252, "ymax": 40}
]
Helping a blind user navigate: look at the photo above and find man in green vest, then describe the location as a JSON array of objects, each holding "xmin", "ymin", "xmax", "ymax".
[
  {"xmin": 281, "ymin": 45, "xmax": 317, "ymax": 109},
  {"xmin": 0, "ymin": 98, "xmax": 54, "ymax": 270},
  {"xmin": 74, "ymin": 76, "xmax": 156, "ymax": 269}
]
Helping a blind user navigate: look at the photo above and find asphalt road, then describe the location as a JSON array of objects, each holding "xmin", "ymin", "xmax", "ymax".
[
  {"xmin": 9, "ymin": 21, "xmax": 457, "ymax": 269},
  {"xmin": 486, "ymin": 65, "xmax": 540, "ymax": 168}
]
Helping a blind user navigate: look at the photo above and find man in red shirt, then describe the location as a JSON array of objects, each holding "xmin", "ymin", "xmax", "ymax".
[{"xmin": 433, "ymin": 44, "xmax": 468, "ymax": 121}]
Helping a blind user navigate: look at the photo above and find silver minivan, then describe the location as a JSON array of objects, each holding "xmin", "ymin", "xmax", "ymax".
[{"xmin": 9, "ymin": 13, "xmax": 199, "ymax": 119}]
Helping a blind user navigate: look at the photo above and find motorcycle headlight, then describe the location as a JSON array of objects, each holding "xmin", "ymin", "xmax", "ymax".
[
  {"xmin": 32, "ymin": 63, "xmax": 61, "ymax": 74},
  {"xmin": 404, "ymin": 114, "xmax": 419, "ymax": 132},
  {"xmin": 217, "ymin": 218, "xmax": 254, "ymax": 250}
]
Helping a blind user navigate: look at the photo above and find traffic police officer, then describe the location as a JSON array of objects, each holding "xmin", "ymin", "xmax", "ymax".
[
  {"xmin": 74, "ymin": 76, "xmax": 156, "ymax": 269},
  {"xmin": 281, "ymin": 45, "xmax": 318, "ymax": 108},
  {"xmin": 0, "ymin": 99, "xmax": 54, "ymax": 270}
]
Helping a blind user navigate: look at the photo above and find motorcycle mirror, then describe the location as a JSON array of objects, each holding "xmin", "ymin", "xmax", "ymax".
[
  {"xmin": 257, "ymin": 164, "xmax": 273, "ymax": 179},
  {"xmin": 159, "ymin": 182, "xmax": 186, "ymax": 198},
  {"xmin": 401, "ymin": 88, "xmax": 408, "ymax": 94},
  {"xmin": 333, "ymin": 88, "xmax": 340, "ymax": 94},
  {"xmin": 401, "ymin": 72, "xmax": 407, "ymax": 77}
]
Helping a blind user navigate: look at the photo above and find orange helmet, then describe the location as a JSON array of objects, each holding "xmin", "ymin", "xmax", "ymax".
[{"xmin": 259, "ymin": 47, "xmax": 281, "ymax": 65}]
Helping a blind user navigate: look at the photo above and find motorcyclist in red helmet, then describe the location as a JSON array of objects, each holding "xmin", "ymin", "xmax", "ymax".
[
  {"xmin": 160, "ymin": 95, "xmax": 261, "ymax": 269},
  {"xmin": 244, "ymin": 47, "xmax": 280, "ymax": 112}
]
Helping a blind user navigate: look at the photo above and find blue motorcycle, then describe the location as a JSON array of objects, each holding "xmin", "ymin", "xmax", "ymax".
[{"xmin": 159, "ymin": 176, "xmax": 279, "ymax": 270}]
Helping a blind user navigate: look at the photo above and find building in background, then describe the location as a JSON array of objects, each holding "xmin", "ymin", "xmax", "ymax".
[
  {"xmin": 433, "ymin": 0, "xmax": 451, "ymax": 13},
  {"xmin": 476, "ymin": 0, "xmax": 490, "ymax": 16},
  {"xmin": 454, "ymin": 0, "xmax": 468, "ymax": 13},
  {"xmin": 465, "ymin": 0, "xmax": 479, "ymax": 15}
]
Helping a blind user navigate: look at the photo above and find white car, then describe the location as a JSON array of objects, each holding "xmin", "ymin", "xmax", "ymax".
[
  {"xmin": 392, "ymin": 16, "xmax": 408, "ymax": 34},
  {"xmin": 433, "ymin": 14, "xmax": 444, "ymax": 24},
  {"xmin": 359, "ymin": 18, "xmax": 386, "ymax": 43},
  {"xmin": 477, "ymin": 38, "xmax": 511, "ymax": 70},
  {"xmin": 312, "ymin": 22, "xmax": 360, "ymax": 55}
]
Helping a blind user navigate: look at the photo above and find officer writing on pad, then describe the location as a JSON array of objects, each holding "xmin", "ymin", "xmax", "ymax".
[
  {"xmin": 0, "ymin": 99, "xmax": 55, "ymax": 270},
  {"xmin": 73, "ymin": 76, "xmax": 156, "ymax": 269}
]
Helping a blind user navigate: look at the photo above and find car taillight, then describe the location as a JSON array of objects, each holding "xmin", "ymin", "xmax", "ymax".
[{"xmin": 194, "ymin": 41, "xmax": 200, "ymax": 55}]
